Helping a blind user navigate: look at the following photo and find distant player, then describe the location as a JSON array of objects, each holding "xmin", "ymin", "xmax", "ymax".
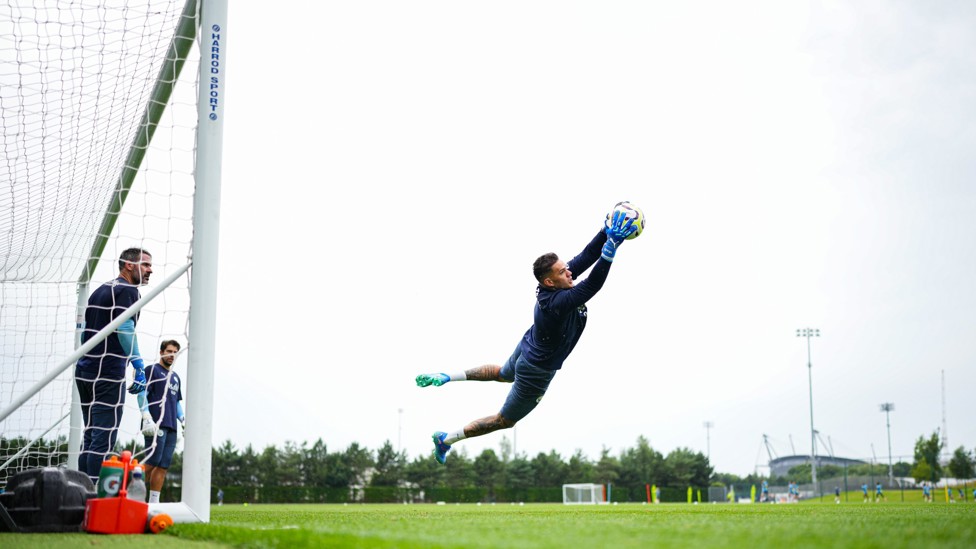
[
  {"xmin": 922, "ymin": 483, "xmax": 931, "ymax": 502},
  {"xmin": 834, "ymin": 486, "xmax": 841, "ymax": 504},
  {"xmin": 416, "ymin": 210, "xmax": 639, "ymax": 463},
  {"xmin": 861, "ymin": 483, "xmax": 869, "ymax": 502},
  {"xmin": 138, "ymin": 339, "xmax": 185, "ymax": 504},
  {"xmin": 761, "ymin": 480, "xmax": 769, "ymax": 503},
  {"xmin": 875, "ymin": 482, "xmax": 885, "ymax": 502}
]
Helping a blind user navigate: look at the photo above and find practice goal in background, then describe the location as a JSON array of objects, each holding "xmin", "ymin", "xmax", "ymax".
[
  {"xmin": 0, "ymin": 0, "xmax": 226, "ymax": 523},
  {"xmin": 562, "ymin": 483, "xmax": 607, "ymax": 505}
]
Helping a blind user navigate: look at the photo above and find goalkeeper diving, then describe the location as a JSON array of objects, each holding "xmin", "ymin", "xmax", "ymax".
[{"xmin": 417, "ymin": 206, "xmax": 640, "ymax": 463}]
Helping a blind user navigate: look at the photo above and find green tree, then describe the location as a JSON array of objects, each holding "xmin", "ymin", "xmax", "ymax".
[
  {"xmin": 594, "ymin": 447, "xmax": 620, "ymax": 485},
  {"xmin": 566, "ymin": 450, "xmax": 594, "ymax": 483},
  {"xmin": 892, "ymin": 461, "xmax": 912, "ymax": 477},
  {"xmin": 343, "ymin": 442, "xmax": 374, "ymax": 487},
  {"xmin": 302, "ymin": 438, "xmax": 332, "ymax": 487},
  {"xmin": 618, "ymin": 436, "xmax": 663, "ymax": 486},
  {"xmin": 913, "ymin": 432, "xmax": 943, "ymax": 482},
  {"xmin": 257, "ymin": 445, "xmax": 282, "ymax": 488},
  {"xmin": 662, "ymin": 447, "xmax": 711, "ymax": 487},
  {"xmin": 531, "ymin": 450, "xmax": 569, "ymax": 487},
  {"xmin": 278, "ymin": 441, "xmax": 305, "ymax": 486},
  {"xmin": 711, "ymin": 471, "xmax": 744, "ymax": 486},
  {"xmin": 504, "ymin": 455, "xmax": 535, "ymax": 490},
  {"xmin": 947, "ymin": 446, "xmax": 974, "ymax": 480},
  {"xmin": 370, "ymin": 440, "xmax": 405, "ymax": 487},
  {"xmin": 323, "ymin": 449, "xmax": 354, "ymax": 488},
  {"xmin": 239, "ymin": 444, "xmax": 261, "ymax": 488},
  {"xmin": 911, "ymin": 458, "xmax": 933, "ymax": 484},
  {"xmin": 444, "ymin": 447, "xmax": 476, "ymax": 489},
  {"xmin": 211, "ymin": 440, "xmax": 241, "ymax": 489},
  {"xmin": 474, "ymin": 448, "xmax": 504, "ymax": 498},
  {"xmin": 405, "ymin": 453, "xmax": 445, "ymax": 492}
]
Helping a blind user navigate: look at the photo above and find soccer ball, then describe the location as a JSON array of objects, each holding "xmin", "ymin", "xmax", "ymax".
[{"xmin": 605, "ymin": 201, "xmax": 645, "ymax": 240}]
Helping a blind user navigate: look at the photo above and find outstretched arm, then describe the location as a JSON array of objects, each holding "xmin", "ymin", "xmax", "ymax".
[
  {"xmin": 565, "ymin": 229, "xmax": 608, "ymax": 278},
  {"xmin": 552, "ymin": 210, "xmax": 638, "ymax": 310}
]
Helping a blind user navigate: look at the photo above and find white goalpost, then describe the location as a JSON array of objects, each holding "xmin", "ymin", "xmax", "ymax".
[
  {"xmin": 0, "ymin": 0, "xmax": 227, "ymax": 524},
  {"xmin": 562, "ymin": 483, "xmax": 607, "ymax": 505}
]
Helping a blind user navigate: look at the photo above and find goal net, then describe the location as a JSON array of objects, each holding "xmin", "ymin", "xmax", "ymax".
[
  {"xmin": 562, "ymin": 483, "xmax": 607, "ymax": 505},
  {"xmin": 0, "ymin": 0, "xmax": 226, "ymax": 523}
]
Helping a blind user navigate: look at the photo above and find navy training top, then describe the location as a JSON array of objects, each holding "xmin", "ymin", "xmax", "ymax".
[
  {"xmin": 146, "ymin": 363, "xmax": 182, "ymax": 431},
  {"xmin": 76, "ymin": 277, "xmax": 140, "ymax": 380},
  {"xmin": 519, "ymin": 229, "xmax": 611, "ymax": 371}
]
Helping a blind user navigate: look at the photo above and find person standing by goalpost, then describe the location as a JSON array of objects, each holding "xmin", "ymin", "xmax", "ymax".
[
  {"xmin": 416, "ymin": 208, "xmax": 639, "ymax": 464},
  {"xmin": 138, "ymin": 339, "xmax": 185, "ymax": 503},
  {"xmin": 74, "ymin": 248, "xmax": 153, "ymax": 485}
]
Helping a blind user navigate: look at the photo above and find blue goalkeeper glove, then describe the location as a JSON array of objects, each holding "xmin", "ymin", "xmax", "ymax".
[
  {"xmin": 128, "ymin": 357, "xmax": 147, "ymax": 394},
  {"xmin": 601, "ymin": 210, "xmax": 637, "ymax": 262}
]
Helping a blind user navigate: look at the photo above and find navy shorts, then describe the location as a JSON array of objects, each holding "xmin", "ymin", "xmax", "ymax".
[
  {"xmin": 143, "ymin": 427, "xmax": 178, "ymax": 468},
  {"xmin": 498, "ymin": 344, "xmax": 557, "ymax": 423}
]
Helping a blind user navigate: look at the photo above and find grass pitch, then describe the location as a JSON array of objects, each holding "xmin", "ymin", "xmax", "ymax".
[{"xmin": 2, "ymin": 501, "xmax": 974, "ymax": 548}]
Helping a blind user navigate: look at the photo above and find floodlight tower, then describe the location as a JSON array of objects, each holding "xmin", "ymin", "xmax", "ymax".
[
  {"xmin": 703, "ymin": 421, "xmax": 714, "ymax": 461},
  {"xmin": 797, "ymin": 328, "xmax": 820, "ymax": 490},
  {"xmin": 880, "ymin": 403, "xmax": 894, "ymax": 486}
]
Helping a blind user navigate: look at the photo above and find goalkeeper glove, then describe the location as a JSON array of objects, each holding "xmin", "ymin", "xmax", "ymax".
[
  {"xmin": 128, "ymin": 358, "xmax": 147, "ymax": 394},
  {"xmin": 601, "ymin": 210, "xmax": 637, "ymax": 262},
  {"xmin": 141, "ymin": 411, "xmax": 158, "ymax": 437}
]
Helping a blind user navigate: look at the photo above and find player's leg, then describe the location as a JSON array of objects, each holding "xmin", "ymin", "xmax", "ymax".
[
  {"xmin": 142, "ymin": 429, "xmax": 163, "ymax": 501},
  {"xmin": 416, "ymin": 364, "xmax": 509, "ymax": 387},
  {"xmin": 417, "ymin": 344, "xmax": 523, "ymax": 388},
  {"xmin": 149, "ymin": 429, "xmax": 177, "ymax": 503},
  {"xmin": 432, "ymin": 412, "xmax": 515, "ymax": 464},
  {"xmin": 431, "ymin": 355, "xmax": 554, "ymax": 463},
  {"xmin": 143, "ymin": 439, "xmax": 157, "ymax": 500},
  {"xmin": 75, "ymin": 376, "xmax": 95, "ymax": 479},
  {"xmin": 85, "ymin": 379, "xmax": 125, "ymax": 484}
]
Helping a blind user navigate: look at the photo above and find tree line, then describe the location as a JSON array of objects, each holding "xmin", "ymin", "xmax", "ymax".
[
  {"xmin": 2, "ymin": 430, "xmax": 972, "ymax": 504},
  {"xmin": 0, "ymin": 434, "xmax": 710, "ymax": 503},
  {"xmin": 205, "ymin": 435, "xmax": 712, "ymax": 503}
]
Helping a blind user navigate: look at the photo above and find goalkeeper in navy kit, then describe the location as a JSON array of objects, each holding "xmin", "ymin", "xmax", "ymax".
[
  {"xmin": 74, "ymin": 247, "xmax": 153, "ymax": 484},
  {"xmin": 416, "ymin": 209, "xmax": 639, "ymax": 463}
]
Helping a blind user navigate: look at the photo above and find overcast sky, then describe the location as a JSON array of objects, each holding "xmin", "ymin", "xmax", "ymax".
[{"xmin": 170, "ymin": 1, "xmax": 976, "ymax": 476}]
